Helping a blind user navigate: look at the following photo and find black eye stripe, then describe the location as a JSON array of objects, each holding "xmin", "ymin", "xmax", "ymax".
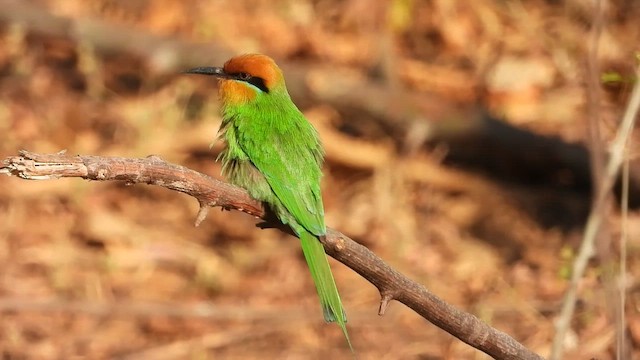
[
  {"xmin": 247, "ymin": 77, "xmax": 269, "ymax": 93},
  {"xmin": 232, "ymin": 72, "xmax": 269, "ymax": 93}
]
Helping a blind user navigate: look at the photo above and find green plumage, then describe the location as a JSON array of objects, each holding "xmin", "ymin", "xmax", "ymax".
[{"xmin": 217, "ymin": 80, "xmax": 352, "ymax": 349}]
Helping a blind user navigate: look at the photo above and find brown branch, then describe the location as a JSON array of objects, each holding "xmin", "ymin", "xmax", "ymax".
[{"xmin": 1, "ymin": 150, "xmax": 543, "ymax": 360}]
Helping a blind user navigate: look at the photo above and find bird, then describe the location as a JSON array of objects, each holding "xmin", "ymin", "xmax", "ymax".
[{"xmin": 185, "ymin": 54, "xmax": 352, "ymax": 350}]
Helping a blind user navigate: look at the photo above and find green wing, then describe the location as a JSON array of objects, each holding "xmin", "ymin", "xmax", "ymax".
[
  {"xmin": 230, "ymin": 105, "xmax": 352, "ymax": 351},
  {"xmin": 236, "ymin": 110, "xmax": 325, "ymax": 235}
]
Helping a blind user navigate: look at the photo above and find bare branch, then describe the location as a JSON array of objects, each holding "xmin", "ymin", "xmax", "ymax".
[{"xmin": 1, "ymin": 150, "xmax": 543, "ymax": 360}]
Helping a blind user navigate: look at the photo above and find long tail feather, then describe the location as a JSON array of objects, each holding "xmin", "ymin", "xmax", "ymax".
[{"xmin": 299, "ymin": 231, "xmax": 353, "ymax": 351}]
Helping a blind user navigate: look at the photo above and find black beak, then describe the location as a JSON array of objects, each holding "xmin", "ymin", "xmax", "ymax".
[{"xmin": 183, "ymin": 67, "xmax": 228, "ymax": 78}]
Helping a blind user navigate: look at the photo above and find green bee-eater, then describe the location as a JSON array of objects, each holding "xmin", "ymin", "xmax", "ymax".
[{"xmin": 186, "ymin": 54, "xmax": 351, "ymax": 349}]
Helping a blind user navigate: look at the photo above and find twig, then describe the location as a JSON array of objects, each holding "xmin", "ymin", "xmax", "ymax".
[
  {"xmin": 618, "ymin": 151, "xmax": 630, "ymax": 360},
  {"xmin": 1, "ymin": 150, "xmax": 543, "ymax": 360},
  {"xmin": 550, "ymin": 64, "xmax": 640, "ymax": 359}
]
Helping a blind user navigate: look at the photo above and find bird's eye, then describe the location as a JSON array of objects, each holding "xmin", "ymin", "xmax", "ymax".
[{"xmin": 238, "ymin": 72, "xmax": 251, "ymax": 80}]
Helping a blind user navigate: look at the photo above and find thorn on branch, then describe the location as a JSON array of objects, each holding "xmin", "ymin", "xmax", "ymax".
[
  {"xmin": 194, "ymin": 201, "xmax": 212, "ymax": 227},
  {"xmin": 379, "ymin": 292, "xmax": 394, "ymax": 316}
]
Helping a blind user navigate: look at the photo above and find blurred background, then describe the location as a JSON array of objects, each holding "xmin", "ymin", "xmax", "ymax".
[{"xmin": 0, "ymin": 0, "xmax": 639, "ymax": 359}]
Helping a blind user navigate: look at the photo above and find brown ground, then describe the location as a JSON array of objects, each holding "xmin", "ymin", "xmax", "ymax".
[{"xmin": 0, "ymin": 0, "xmax": 639, "ymax": 359}]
